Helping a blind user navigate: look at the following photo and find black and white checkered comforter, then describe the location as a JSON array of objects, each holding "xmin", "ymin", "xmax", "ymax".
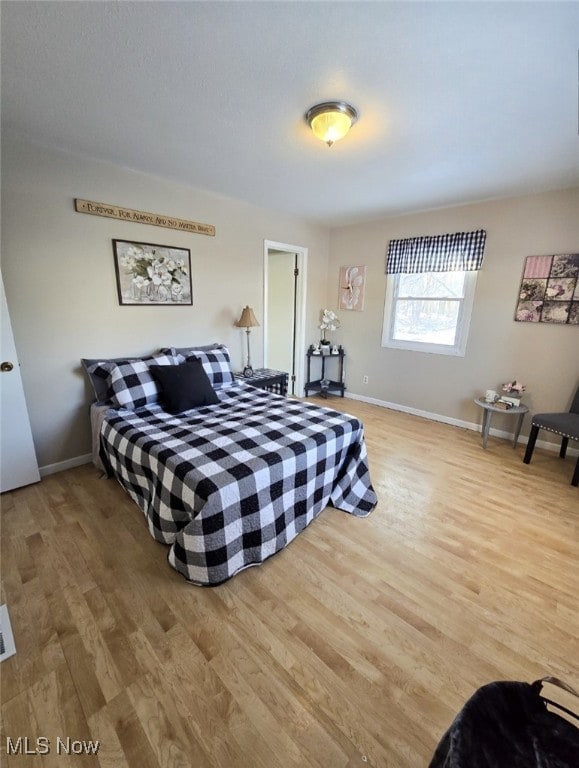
[{"xmin": 100, "ymin": 382, "xmax": 377, "ymax": 585}]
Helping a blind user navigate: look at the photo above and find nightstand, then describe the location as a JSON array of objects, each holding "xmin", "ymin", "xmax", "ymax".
[{"xmin": 234, "ymin": 368, "xmax": 288, "ymax": 396}]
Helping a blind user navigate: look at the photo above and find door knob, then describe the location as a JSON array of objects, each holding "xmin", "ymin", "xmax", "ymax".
[{"xmin": 1, "ymin": 361, "xmax": 14, "ymax": 372}]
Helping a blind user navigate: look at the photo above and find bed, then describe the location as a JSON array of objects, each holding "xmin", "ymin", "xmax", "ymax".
[{"xmin": 82, "ymin": 345, "xmax": 377, "ymax": 586}]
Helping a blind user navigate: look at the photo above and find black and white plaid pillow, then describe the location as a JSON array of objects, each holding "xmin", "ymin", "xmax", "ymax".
[
  {"xmin": 86, "ymin": 357, "xmax": 155, "ymax": 403},
  {"xmin": 109, "ymin": 354, "xmax": 182, "ymax": 409},
  {"xmin": 85, "ymin": 359, "xmax": 124, "ymax": 403},
  {"xmin": 185, "ymin": 345, "xmax": 235, "ymax": 389}
]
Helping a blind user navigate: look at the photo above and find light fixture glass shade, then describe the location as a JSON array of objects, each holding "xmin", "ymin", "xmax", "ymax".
[
  {"xmin": 305, "ymin": 101, "xmax": 358, "ymax": 146},
  {"xmin": 310, "ymin": 111, "xmax": 352, "ymax": 146}
]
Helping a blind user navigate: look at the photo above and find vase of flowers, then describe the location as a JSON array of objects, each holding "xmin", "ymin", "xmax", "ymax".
[
  {"xmin": 502, "ymin": 380, "xmax": 526, "ymax": 395},
  {"xmin": 501, "ymin": 380, "xmax": 526, "ymax": 406},
  {"xmin": 319, "ymin": 309, "xmax": 340, "ymax": 350}
]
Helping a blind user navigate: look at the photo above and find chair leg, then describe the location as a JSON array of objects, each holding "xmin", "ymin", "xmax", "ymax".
[
  {"xmin": 560, "ymin": 436, "xmax": 569, "ymax": 459},
  {"xmin": 523, "ymin": 425, "xmax": 539, "ymax": 464},
  {"xmin": 572, "ymin": 455, "xmax": 579, "ymax": 487}
]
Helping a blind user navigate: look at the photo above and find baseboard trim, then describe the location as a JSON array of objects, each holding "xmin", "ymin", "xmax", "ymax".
[
  {"xmin": 344, "ymin": 392, "xmax": 578, "ymax": 455},
  {"xmin": 39, "ymin": 453, "xmax": 92, "ymax": 477},
  {"xmin": 38, "ymin": 396, "xmax": 576, "ymax": 477}
]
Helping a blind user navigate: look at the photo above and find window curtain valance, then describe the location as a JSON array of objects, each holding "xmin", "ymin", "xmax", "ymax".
[{"xmin": 386, "ymin": 229, "xmax": 486, "ymax": 274}]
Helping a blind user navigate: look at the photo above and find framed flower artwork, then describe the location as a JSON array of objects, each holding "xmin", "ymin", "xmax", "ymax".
[
  {"xmin": 515, "ymin": 253, "xmax": 579, "ymax": 324},
  {"xmin": 113, "ymin": 239, "xmax": 192, "ymax": 305},
  {"xmin": 338, "ymin": 265, "xmax": 367, "ymax": 311}
]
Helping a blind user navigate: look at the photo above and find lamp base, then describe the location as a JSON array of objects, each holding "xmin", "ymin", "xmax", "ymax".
[{"xmin": 243, "ymin": 365, "xmax": 254, "ymax": 377}]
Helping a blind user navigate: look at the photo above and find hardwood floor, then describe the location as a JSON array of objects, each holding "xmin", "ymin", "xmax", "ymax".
[{"xmin": 1, "ymin": 398, "xmax": 577, "ymax": 767}]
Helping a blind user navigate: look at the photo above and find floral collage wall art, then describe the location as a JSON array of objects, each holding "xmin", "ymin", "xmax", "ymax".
[
  {"xmin": 113, "ymin": 239, "xmax": 192, "ymax": 305},
  {"xmin": 515, "ymin": 253, "xmax": 579, "ymax": 324}
]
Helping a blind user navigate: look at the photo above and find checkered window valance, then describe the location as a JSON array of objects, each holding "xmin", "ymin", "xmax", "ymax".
[{"xmin": 386, "ymin": 229, "xmax": 486, "ymax": 274}]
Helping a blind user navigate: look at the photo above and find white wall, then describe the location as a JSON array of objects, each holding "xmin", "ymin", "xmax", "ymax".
[
  {"xmin": 1, "ymin": 137, "xmax": 330, "ymax": 469},
  {"xmin": 328, "ymin": 188, "xmax": 579, "ymax": 440},
  {"xmin": 3, "ymin": 135, "xmax": 577, "ymax": 471}
]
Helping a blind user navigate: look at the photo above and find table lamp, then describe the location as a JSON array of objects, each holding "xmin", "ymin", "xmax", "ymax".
[{"xmin": 235, "ymin": 305, "xmax": 260, "ymax": 377}]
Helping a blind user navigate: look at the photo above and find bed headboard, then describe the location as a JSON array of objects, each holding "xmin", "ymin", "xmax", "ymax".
[{"xmin": 81, "ymin": 344, "xmax": 222, "ymax": 403}]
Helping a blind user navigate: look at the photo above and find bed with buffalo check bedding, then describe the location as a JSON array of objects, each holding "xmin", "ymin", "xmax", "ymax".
[{"xmin": 98, "ymin": 382, "xmax": 377, "ymax": 586}]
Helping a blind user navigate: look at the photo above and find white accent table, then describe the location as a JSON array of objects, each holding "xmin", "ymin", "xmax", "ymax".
[{"xmin": 474, "ymin": 398, "xmax": 529, "ymax": 449}]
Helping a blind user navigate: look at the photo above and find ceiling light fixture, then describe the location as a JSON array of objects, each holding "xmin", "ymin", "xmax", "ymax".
[{"xmin": 305, "ymin": 101, "xmax": 359, "ymax": 147}]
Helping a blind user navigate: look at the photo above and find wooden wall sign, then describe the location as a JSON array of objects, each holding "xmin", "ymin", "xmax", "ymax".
[{"xmin": 75, "ymin": 199, "xmax": 215, "ymax": 236}]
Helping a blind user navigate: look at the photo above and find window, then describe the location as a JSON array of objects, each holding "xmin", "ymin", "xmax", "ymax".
[
  {"xmin": 382, "ymin": 229, "xmax": 485, "ymax": 357},
  {"xmin": 382, "ymin": 269, "xmax": 478, "ymax": 356}
]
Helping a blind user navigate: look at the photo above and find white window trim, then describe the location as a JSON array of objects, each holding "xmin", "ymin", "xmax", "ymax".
[{"xmin": 381, "ymin": 271, "xmax": 478, "ymax": 357}]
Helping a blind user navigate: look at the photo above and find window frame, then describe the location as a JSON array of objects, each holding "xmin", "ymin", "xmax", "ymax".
[{"xmin": 381, "ymin": 270, "xmax": 478, "ymax": 356}]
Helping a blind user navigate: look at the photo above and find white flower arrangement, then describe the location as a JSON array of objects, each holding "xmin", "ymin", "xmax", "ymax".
[{"xmin": 319, "ymin": 309, "xmax": 340, "ymax": 342}]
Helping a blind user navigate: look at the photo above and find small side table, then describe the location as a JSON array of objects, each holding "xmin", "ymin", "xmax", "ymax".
[
  {"xmin": 234, "ymin": 368, "xmax": 288, "ymax": 396},
  {"xmin": 474, "ymin": 398, "xmax": 529, "ymax": 449},
  {"xmin": 304, "ymin": 346, "xmax": 345, "ymax": 399}
]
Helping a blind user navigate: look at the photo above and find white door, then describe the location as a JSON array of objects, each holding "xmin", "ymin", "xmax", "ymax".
[{"xmin": 0, "ymin": 274, "xmax": 40, "ymax": 492}]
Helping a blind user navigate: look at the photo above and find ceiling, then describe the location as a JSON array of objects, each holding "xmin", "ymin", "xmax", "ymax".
[{"xmin": 2, "ymin": 1, "xmax": 578, "ymax": 226}]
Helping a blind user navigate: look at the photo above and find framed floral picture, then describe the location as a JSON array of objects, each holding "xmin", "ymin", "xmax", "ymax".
[
  {"xmin": 113, "ymin": 239, "xmax": 192, "ymax": 305},
  {"xmin": 515, "ymin": 253, "xmax": 579, "ymax": 324},
  {"xmin": 338, "ymin": 265, "xmax": 367, "ymax": 311}
]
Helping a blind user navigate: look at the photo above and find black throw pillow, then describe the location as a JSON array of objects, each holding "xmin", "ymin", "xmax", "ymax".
[{"xmin": 149, "ymin": 360, "xmax": 219, "ymax": 413}]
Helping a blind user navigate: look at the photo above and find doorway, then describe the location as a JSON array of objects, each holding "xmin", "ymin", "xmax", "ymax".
[{"xmin": 263, "ymin": 240, "xmax": 307, "ymax": 396}]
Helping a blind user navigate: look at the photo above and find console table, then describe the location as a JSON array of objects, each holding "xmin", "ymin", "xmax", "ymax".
[
  {"xmin": 234, "ymin": 368, "xmax": 288, "ymax": 396},
  {"xmin": 304, "ymin": 346, "xmax": 345, "ymax": 399}
]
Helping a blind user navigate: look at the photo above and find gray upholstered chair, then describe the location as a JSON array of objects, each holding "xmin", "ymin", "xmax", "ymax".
[{"xmin": 523, "ymin": 385, "xmax": 579, "ymax": 486}]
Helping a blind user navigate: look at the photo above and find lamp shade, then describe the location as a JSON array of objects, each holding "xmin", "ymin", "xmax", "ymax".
[
  {"xmin": 305, "ymin": 101, "xmax": 359, "ymax": 147},
  {"xmin": 236, "ymin": 305, "xmax": 260, "ymax": 328}
]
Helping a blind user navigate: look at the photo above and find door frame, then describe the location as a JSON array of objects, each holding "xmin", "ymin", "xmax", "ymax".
[{"xmin": 263, "ymin": 240, "xmax": 308, "ymax": 396}]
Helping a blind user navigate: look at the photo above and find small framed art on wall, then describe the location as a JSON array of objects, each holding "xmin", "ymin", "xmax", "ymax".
[{"xmin": 338, "ymin": 265, "xmax": 367, "ymax": 311}]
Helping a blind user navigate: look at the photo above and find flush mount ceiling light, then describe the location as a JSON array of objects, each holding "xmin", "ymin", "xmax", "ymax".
[{"xmin": 305, "ymin": 101, "xmax": 359, "ymax": 147}]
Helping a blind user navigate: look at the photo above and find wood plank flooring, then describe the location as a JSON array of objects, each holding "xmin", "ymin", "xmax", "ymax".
[{"xmin": 1, "ymin": 398, "xmax": 577, "ymax": 767}]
